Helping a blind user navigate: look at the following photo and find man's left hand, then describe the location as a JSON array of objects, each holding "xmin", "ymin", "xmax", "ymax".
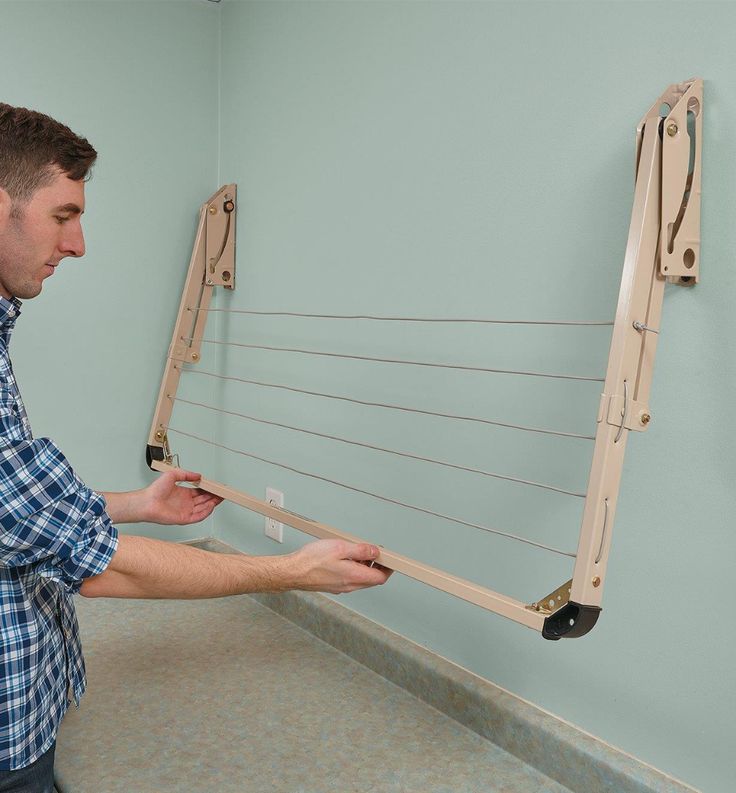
[
  {"xmin": 102, "ymin": 470, "xmax": 224, "ymax": 526},
  {"xmin": 141, "ymin": 469, "xmax": 224, "ymax": 525}
]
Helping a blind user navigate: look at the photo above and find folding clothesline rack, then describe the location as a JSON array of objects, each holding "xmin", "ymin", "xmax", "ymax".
[{"xmin": 146, "ymin": 79, "xmax": 703, "ymax": 639}]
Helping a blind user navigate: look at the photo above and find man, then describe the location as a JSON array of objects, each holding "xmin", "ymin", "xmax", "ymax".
[{"xmin": 0, "ymin": 104, "xmax": 390, "ymax": 792}]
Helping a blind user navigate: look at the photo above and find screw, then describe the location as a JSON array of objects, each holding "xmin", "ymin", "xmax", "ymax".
[
  {"xmin": 641, "ymin": 412, "xmax": 651, "ymax": 425},
  {"xmin": 592, "ymin": 576, "xmax": 601, "ymax": 588},
  {"xmin": 191, "ymin": 352, "xmax": 200, "ymax": 362},
  {"xmin": 208, "ymin": 205, "xmax": 217, "ymax": 215},
  {"xmin": 155, "ymin": 430, "xmax": 164, "ymax": 441},
  {"xmin": 667, "ymin": 122, "xmax": 678, "ymax": 137}
]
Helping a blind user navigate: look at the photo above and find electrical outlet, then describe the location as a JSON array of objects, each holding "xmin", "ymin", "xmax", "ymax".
[{"xmin": 265, "ymin": 487, "xmax": 284, "ymax": 542}]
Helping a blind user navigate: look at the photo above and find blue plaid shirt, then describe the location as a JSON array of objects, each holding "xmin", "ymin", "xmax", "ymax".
[{"xmin": 0, "ymin": 296, "xmax": 118, "ymax": 770}]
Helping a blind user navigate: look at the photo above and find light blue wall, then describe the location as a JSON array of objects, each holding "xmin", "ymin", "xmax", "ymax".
[
  {"xmin": 2, "ymin": 2, "xmax": 731, "ymax": 791},
  {"xmin": 213, "ymin": 3, "xmax": 734, "ymax": 792},
  {"xmin": 0, "ymin": 0, "xmax": 221, "ymax": 540}
]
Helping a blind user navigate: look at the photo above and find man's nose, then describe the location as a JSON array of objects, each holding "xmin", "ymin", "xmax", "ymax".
[{"xmin": 60, "ymin": 221, "xmax": 85, "ymax": 258}]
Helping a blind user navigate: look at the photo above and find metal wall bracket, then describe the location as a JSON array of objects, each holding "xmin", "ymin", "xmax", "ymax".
[
  {"xmin": 205, "ymin": 188, "xmax": 237, "ymax": 289},
  {"xmin": 656, "ymin": 80, "xmax": 703, "ymax": 284}
]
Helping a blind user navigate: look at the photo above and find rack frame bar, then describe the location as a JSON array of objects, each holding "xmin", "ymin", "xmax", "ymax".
[
  {"xmin": 146, "ymin": 462, "xmax": 547, "ymax": 631},
  {"xmin": 564, "ymin": 79, "xmax": 702, "ymax": 632}
]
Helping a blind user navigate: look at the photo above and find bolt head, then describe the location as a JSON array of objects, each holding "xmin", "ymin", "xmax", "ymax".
[
  {"xmin": 641, "ymin": 412, "xmax": 651, "ymax": 425},
  {"xmin": 208, "ymin": 205, "xmax": 217, "ymax": 215},
  {"xmin": 592, "ymin": 576, "xmax": 601, "ymax": 588},
  {"xmin": 191, "ymin": 352, "xmax": 200, "ymax": 361},
  {"xmin": 667, "ymin": 122, "xmax": 678, "ymax": 137}
]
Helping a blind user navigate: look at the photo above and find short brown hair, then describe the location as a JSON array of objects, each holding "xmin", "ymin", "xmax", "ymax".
[{"xmin": 0, "ymin": 103, "xmax": 97, "ymax": 206}]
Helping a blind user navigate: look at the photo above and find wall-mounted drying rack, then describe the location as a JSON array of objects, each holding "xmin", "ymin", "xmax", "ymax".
[{"xmin": 146, "ymin": 78, "xmax": 702, "ymax": 639}]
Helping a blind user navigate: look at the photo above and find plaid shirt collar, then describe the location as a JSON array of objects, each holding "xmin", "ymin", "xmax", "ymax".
[{"xmin": 0, "ymin": 296, "xmax": 22, "ymax": 331}]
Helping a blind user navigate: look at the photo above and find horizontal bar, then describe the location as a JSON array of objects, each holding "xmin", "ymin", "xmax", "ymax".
[{"xmin": 150, "ymin": 460, "xmax": 547, "ymax": 631}]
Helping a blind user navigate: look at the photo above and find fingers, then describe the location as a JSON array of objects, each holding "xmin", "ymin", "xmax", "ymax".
[
  {"xmin": 341, "ymin": 543, "xmax": 392, "ymax": 587},
  {"xmin": 165, "ymin": 491, "xmax": 223, "ymax": 524},
  {"xmin": 342, "ymin": 560, "xmax": 392, "ymax": 590},
  {"xmin": 339, "ymin": 542, "xmax": 391, "ymax": 590},
  {"xmin": 191, "ymin": 505, "xmax": 216, "ymax": 522},
  {"xmin": 341, "ymin": 542, "xmax": 381, "ymax": 563},
  {"xmin": 296, "ymin": 539, "xmax": 392, "ymax": 594},
  {"xmin": 190, "ymin": 494, "xmax": 224, "ymax": 521},
  {"xmin": 192, "ymin": 492, "xmax": 224, "ymax": 507},
  {"xmin": 168, "ymin": 469, "xmax": 203, "ymax": 484}
]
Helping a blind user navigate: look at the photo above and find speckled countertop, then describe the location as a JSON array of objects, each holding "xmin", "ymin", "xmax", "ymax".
[{"xmin": 55, "ymin": 595, "xmax": 572, "ymax": 793}]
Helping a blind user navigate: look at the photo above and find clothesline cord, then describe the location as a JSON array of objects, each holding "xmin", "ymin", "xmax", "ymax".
[
  {"xmin": 181, "ymin": 337, "xmax": 605, "ymax": 383},
  {"xmin": 166, "ymin": 426, "xmax": 577, "ymax": 559},
  {"xmin": 178, "ymin": 367, "xmax": 596, "ymax": 441},
  {"xmin": 171, "ymin": 395, "xmax": 586, "ymax": 498},
  {"xmin": 186, "ymin": 307, "xmax": 614, "ymax": 327}
]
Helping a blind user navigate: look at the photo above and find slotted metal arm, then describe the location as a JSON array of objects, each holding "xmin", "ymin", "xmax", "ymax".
[
  {"xmin": 534, "ymin": 78, "xmax": 703, "ymax": 639},
  {"xmin": 147, "ymin": 185, "xmax": 237, "ymax": 466}
]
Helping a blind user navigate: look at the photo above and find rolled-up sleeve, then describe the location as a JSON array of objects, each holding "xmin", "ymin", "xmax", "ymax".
[{"xmin": 0, "ymin": 435, "xmax": 118, "ymax": 594}]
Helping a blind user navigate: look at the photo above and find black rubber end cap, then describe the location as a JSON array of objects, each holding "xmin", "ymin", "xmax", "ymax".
[
  {"xmin": 542, "ymin": 602, "xmax": 602, "ymax": 640},
  {"xmin": 146, "ymin": 444, "xmax": 166, "ymax": 470}
]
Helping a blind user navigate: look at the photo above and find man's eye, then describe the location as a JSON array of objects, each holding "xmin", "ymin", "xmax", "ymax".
[{"xmin": 54, "ymin": 216, "xmax": 69, "ymax": 225}]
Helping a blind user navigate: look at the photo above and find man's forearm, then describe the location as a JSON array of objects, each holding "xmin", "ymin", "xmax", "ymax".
[
  {"xmin": 80, "ymin": 535, "xmax": 296, "ymax": 599},
  {"xmin": 99, "ymin": 490, "xmax": 148, "ymax": 524},
  {"xmin": 80, "ymin": 534, "xmax": 389, "ymax": 599}
]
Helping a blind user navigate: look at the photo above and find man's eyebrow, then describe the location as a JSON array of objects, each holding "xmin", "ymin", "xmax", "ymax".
[{"xmin": 52, "ymin": 203, "xmax": 84, "ymax": 215}]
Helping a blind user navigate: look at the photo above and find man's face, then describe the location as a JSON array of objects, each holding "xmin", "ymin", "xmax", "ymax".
[{"xmin": 0, "ymin": 171, "xmax": 86, "ymax": 300}]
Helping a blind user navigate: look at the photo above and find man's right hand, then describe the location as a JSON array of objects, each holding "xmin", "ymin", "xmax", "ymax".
[{"xmin": 287, "ymin": 539, "xmax": 392, "ymax": 594}]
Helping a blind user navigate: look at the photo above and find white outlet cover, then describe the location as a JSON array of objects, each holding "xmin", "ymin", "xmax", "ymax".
[{"xmin": 265, "ymin": 487, "xmax": 284, "ymax": 542}]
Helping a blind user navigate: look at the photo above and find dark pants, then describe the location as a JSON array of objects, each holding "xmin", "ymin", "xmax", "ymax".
[{"xmin": 0, "ymin": 744, "xmax": 55, "ymax": 793}]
